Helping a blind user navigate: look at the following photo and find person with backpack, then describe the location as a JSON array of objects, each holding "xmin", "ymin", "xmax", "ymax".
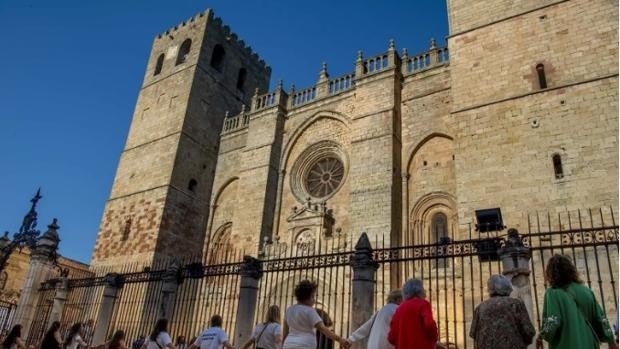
[
  {"xmin": 40, "ymin": 321, "xmax": 62, "ymax": 349},
  {"xmin": 538, "ymin": 254, "xmax": 617, "ymax": 349},
  {"xmin": 189, "ymin": 315, "xmax": 234, "ymax": 349},
  {"xmin": 141, "ymin": 319, "xmax": 175, "ymax": 349},
  {"xmin": 346, "ymin": 290, "xmax": 402, "ymax": 349},
  {"xmin": 241, "ymin": 305, "xmax": 282, "ymax": 349},
  {"xmin": 65, "ymin": 323, "xmax": 89, "ymax": 349},
  {"xmin": 2, "ymin": 325, "xmax": 28, "ymax": 349}
]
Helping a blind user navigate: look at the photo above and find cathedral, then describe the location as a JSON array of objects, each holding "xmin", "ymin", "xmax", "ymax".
[{"xmin": 90, "ymin": 0, "xmax": 619, "ymax": 269}]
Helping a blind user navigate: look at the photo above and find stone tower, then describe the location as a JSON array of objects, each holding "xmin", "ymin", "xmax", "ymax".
[{"xmin": 91, "ymin": 9, "xmax": 271, "ymax": 267}]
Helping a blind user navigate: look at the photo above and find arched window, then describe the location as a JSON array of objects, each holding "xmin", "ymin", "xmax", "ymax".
[
  {"xmin": 176, "ymin": 39, "xmax": 192, "ymax": 66},
  {"xmin": 236, "ymin": 68, "xmax": 247, "ymax": 91},
  {"xmin": 552, "ymin": 153, "xmax": 564, "ymax": 179},
  {"xmin": 536, "ymin": 63, "xmax": 547, "ymax": 89},
  {"xmin": 188, "ymin": 178, "xmax": 198, "ymax": 192},
  {"xmin": 431, "ymin": 212, "xmax": 448, "ymax": 242},
  {"xmin": 154, "ymin": 54, "xmax": 164, "ymax": 76},
  {"xmin": 210, "ymin": 44, "xmax": 225, "ymax": 71},
  {"xmin": 209, "ymin": 223, "xmax": 232, "ymax": 264},
  {"xmin": 121, "ymin": 217, "xmax": 132, "ymax": 241},
  {"xmin": 431, "ymin": 212, "xmax": 449, "ymax": 268}
]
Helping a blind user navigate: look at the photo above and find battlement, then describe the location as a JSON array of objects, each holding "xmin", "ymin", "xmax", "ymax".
[
  {"xmin": 154, "ymin": 9, "xmax": 269, "ymax": 71},
  {"xmin": 220, "ymin": 38, "xmax": 449, "ymax": 135}
]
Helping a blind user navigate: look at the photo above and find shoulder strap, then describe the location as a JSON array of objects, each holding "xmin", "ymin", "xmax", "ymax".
[
  {"xmin": 254, "ymin": 323, "xmax": 270, "ymax": 348},
  {"xmin": 564, "ymin": 288, "xmax": 601, "ymax": 343}
]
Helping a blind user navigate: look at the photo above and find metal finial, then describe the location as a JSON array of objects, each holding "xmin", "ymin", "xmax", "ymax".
[
  {"xmin": 289, "ymin": 84, "xmax": 295, "ymax": 93},
  {"xmin": 357, "ymin": 50, "xmax": 363, "ymax": 61},
  {"xmin": 277, "ymin": 79, "xmax": 283, "ymax": 90},
  {"xmin": 225, "ymin": 110, "xmax": 230, "ymax": 118},
  {"xmin": 253, "ymin": 87, "xmax": 259, "ymax": 96},
  {"xmin": 388, "ymin": 38, "xmax": 395, "ymax": 50},
  {"xmin": 430, "ymin": 37, "xmax": 437, "ymax": 49},
  {"xmin": 401, "ymin": 48, "xmax": 408, "ymax": 57},
  {"xmin": 31, "ymin": 188, "xmax": 42, "ymax": 209},
  {"xmin": 321, "ymin": 61, "xmax": 327, "ymax": 72},
  {"xmin": 240, "ymin": 104, "xmax": 246, "ymax": 113}
]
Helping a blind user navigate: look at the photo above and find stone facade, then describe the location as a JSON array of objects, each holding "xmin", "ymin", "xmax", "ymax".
[
  {"xmin": 91, "ymin": 0, "xmax": 618, "ymax": 269},
  {"xmin": 0, "ymin": 248, "xmax": 89, "ymax": 303}
]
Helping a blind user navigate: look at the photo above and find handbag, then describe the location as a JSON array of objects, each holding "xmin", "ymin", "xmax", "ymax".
[
  {"xmin": 253, "ymin": 322, "xmax": 270, "ymax": 349},
  {"xmin": 564, "ymin": 288, "xmax": 601, "ymax": 343}
]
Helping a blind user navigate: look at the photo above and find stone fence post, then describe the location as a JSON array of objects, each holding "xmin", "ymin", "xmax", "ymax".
[
  {"xmin": 13, "ymin": 220, "xmax": 60, "ymax": 338},
  {"xmin": 159, "ymin": 259, "xmax": 182, "ymax": 320},
  {"xmin": 47, "ymin": 277, "xmax": 68, "ymax": 328},
  {"xmin": 499, "ymin": 228, "xmax": 535, "ymax": 344},
  {"xmin": 233, "ymin": 256, "xmax": 263, "ymax": 346},
  {"xmin": 92, "ymin": 273, "xmax": 123, "ymax": 346},
  {"xmin": 350, "ymin": 233, "xmax": 378, "ymax": 349}
]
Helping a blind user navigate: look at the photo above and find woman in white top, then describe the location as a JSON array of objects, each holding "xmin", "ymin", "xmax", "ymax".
[
  {"xmin": 346, "ymin": 289, "xmax": 402, "ymax": 349},
  {"xmin": 65, "ymin": 323, "xmax": 89, "ymax": 349},
  {"xmin": 282, "ymin": 280, "xmax": 348, "ymax": 349},
  {"xmin": 2, "ymin": 325, "xmax": 27, "ymax": 349},
  {"xmin": 141, "ymin": 319, "xmax": 176, "ymax": 349},
  {"xmin": 241, "ymin": 305, "xmax": 282, "ymax": 349}
]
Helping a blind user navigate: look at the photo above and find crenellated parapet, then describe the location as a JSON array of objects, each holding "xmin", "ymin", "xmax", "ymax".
[{"xmin": 153, "ymin": 9, "xmax": 270, "ymax": 72}]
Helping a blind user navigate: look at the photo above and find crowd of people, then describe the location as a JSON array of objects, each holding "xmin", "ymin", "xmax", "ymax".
[{"xmin": 1, "ymin": 254, "xmax": 617, "ymax": 349}]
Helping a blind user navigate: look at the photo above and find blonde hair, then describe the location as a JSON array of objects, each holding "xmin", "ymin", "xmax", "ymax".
[{"xmin": 264, "ymin": 305, "xmax": 280, "ymax": 323}]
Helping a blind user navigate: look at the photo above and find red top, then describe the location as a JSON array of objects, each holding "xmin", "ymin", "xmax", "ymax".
[{"xmin": 388, "ymin": 297, "xmax": 438, "ymax": 349}]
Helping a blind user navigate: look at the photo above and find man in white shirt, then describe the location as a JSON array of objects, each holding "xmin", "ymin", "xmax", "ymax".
[
  {"xmin": 189, "ymin": 315, "xmax": 235, "ymax": 349},
  {"xmin": 346, "ymin": 289, "xmax": 402, "ymax": 349}
]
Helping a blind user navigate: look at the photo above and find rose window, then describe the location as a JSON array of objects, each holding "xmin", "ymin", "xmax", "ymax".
[{"xmin": 305, "ymin": 157, "xmax": 344, "ymax": 198}]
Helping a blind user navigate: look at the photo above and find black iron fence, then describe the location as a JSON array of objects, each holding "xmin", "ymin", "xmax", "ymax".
[{"xmin": 25, "ymin": 207, "xmax": 618, "ymax": 349}]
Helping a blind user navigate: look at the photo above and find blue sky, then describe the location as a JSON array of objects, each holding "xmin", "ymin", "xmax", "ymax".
[{"xmin": 0, "ymin": 1, "xmax": 448, "ymax": 263}]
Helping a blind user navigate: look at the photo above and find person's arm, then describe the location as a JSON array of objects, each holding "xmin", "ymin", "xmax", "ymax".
[
  {"xmin": 222, "ymin": 342, "xmax": 234, "ymax": 349},
  {"xmin": 514, "ymin": 300, "xmax": 536, "ymax": 344},
  {"xmin": 387, "ymin": 310, "xmax": 398, "ymax": 345},
  {"xmin": 15, "ymin": 337, "xmax": 27, "ymax": 349},
  {"xmin": 77, "ymin": 336, "xmax": 89, "ymax": 347},
  {"xmin": 273, "ymin": 325, "xmax": 282, "ymax": 347},
  {"xmin": 348, "ymin": 312, "xmax": 377, "ymax": 343},
  {"xmin": 539, "ymin": 289, "xmax": 561, "ymax": 342},
  {"xmin": 282, "ymin": 320, "xmax": 289, "ymax": 343},
  {"xmin": 589, "ymin": 289, "xmax": 617, "ymax": 348},
  {"xmin": 469, "ymin": 306, "xmax": 479, "ymax": 340},
  {"xmin": 421, "ymin": 301, "xmax": 438, "ymax": 342},
  {"xmin": 315, "ymin": 322, "xmax": 347, "ymax": 348},
  {"xmin": 239, "ymin": 338, "xmax": 254, "ymax": 349}
]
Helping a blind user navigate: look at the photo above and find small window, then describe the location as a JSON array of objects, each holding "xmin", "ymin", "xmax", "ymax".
[
  {"xmin": 236, "ymin": 68, "xmax": 247, "ymax": 91},
  {"xmin": 176, "ymin": 39, "xmax": 192, "ymax": 66},
  {"xmin": 121, "ymin": 217, "xmax": 132, "ymax": 241},
  {"xmin": 154, "ymin": 54, "xmax": 164, "ymax": 76},
  {"xmin": 188, "ymin": 179, "xmax": 198, "ymax": 192},
  {"xmin": 536, "ymin": 64, "xmax": 547, "ymax": 89},
  {"xmin": 210, "ymin": 44, "xmax": 225, "ymax": 71},
  {"xmin": 552, "ymin": 154, "xmax": 564, "ymax": 179}
]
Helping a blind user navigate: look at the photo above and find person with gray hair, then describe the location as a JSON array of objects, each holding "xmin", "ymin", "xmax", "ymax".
[
  {"xmin": 388, "ymin": 279, "xmax": 438, "ymax": 349},
  {"xmin": 469, "ymin": 275, "xmax": 535, "ymax": 349},
  {"xmin": 346, "ymin": 290, "xmax": 402, "ymax": 349}
]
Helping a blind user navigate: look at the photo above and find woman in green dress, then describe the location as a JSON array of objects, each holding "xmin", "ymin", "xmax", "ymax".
[{"xmin": 538, "ymin": 254, "xmax": 617, "ymax": 349}]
